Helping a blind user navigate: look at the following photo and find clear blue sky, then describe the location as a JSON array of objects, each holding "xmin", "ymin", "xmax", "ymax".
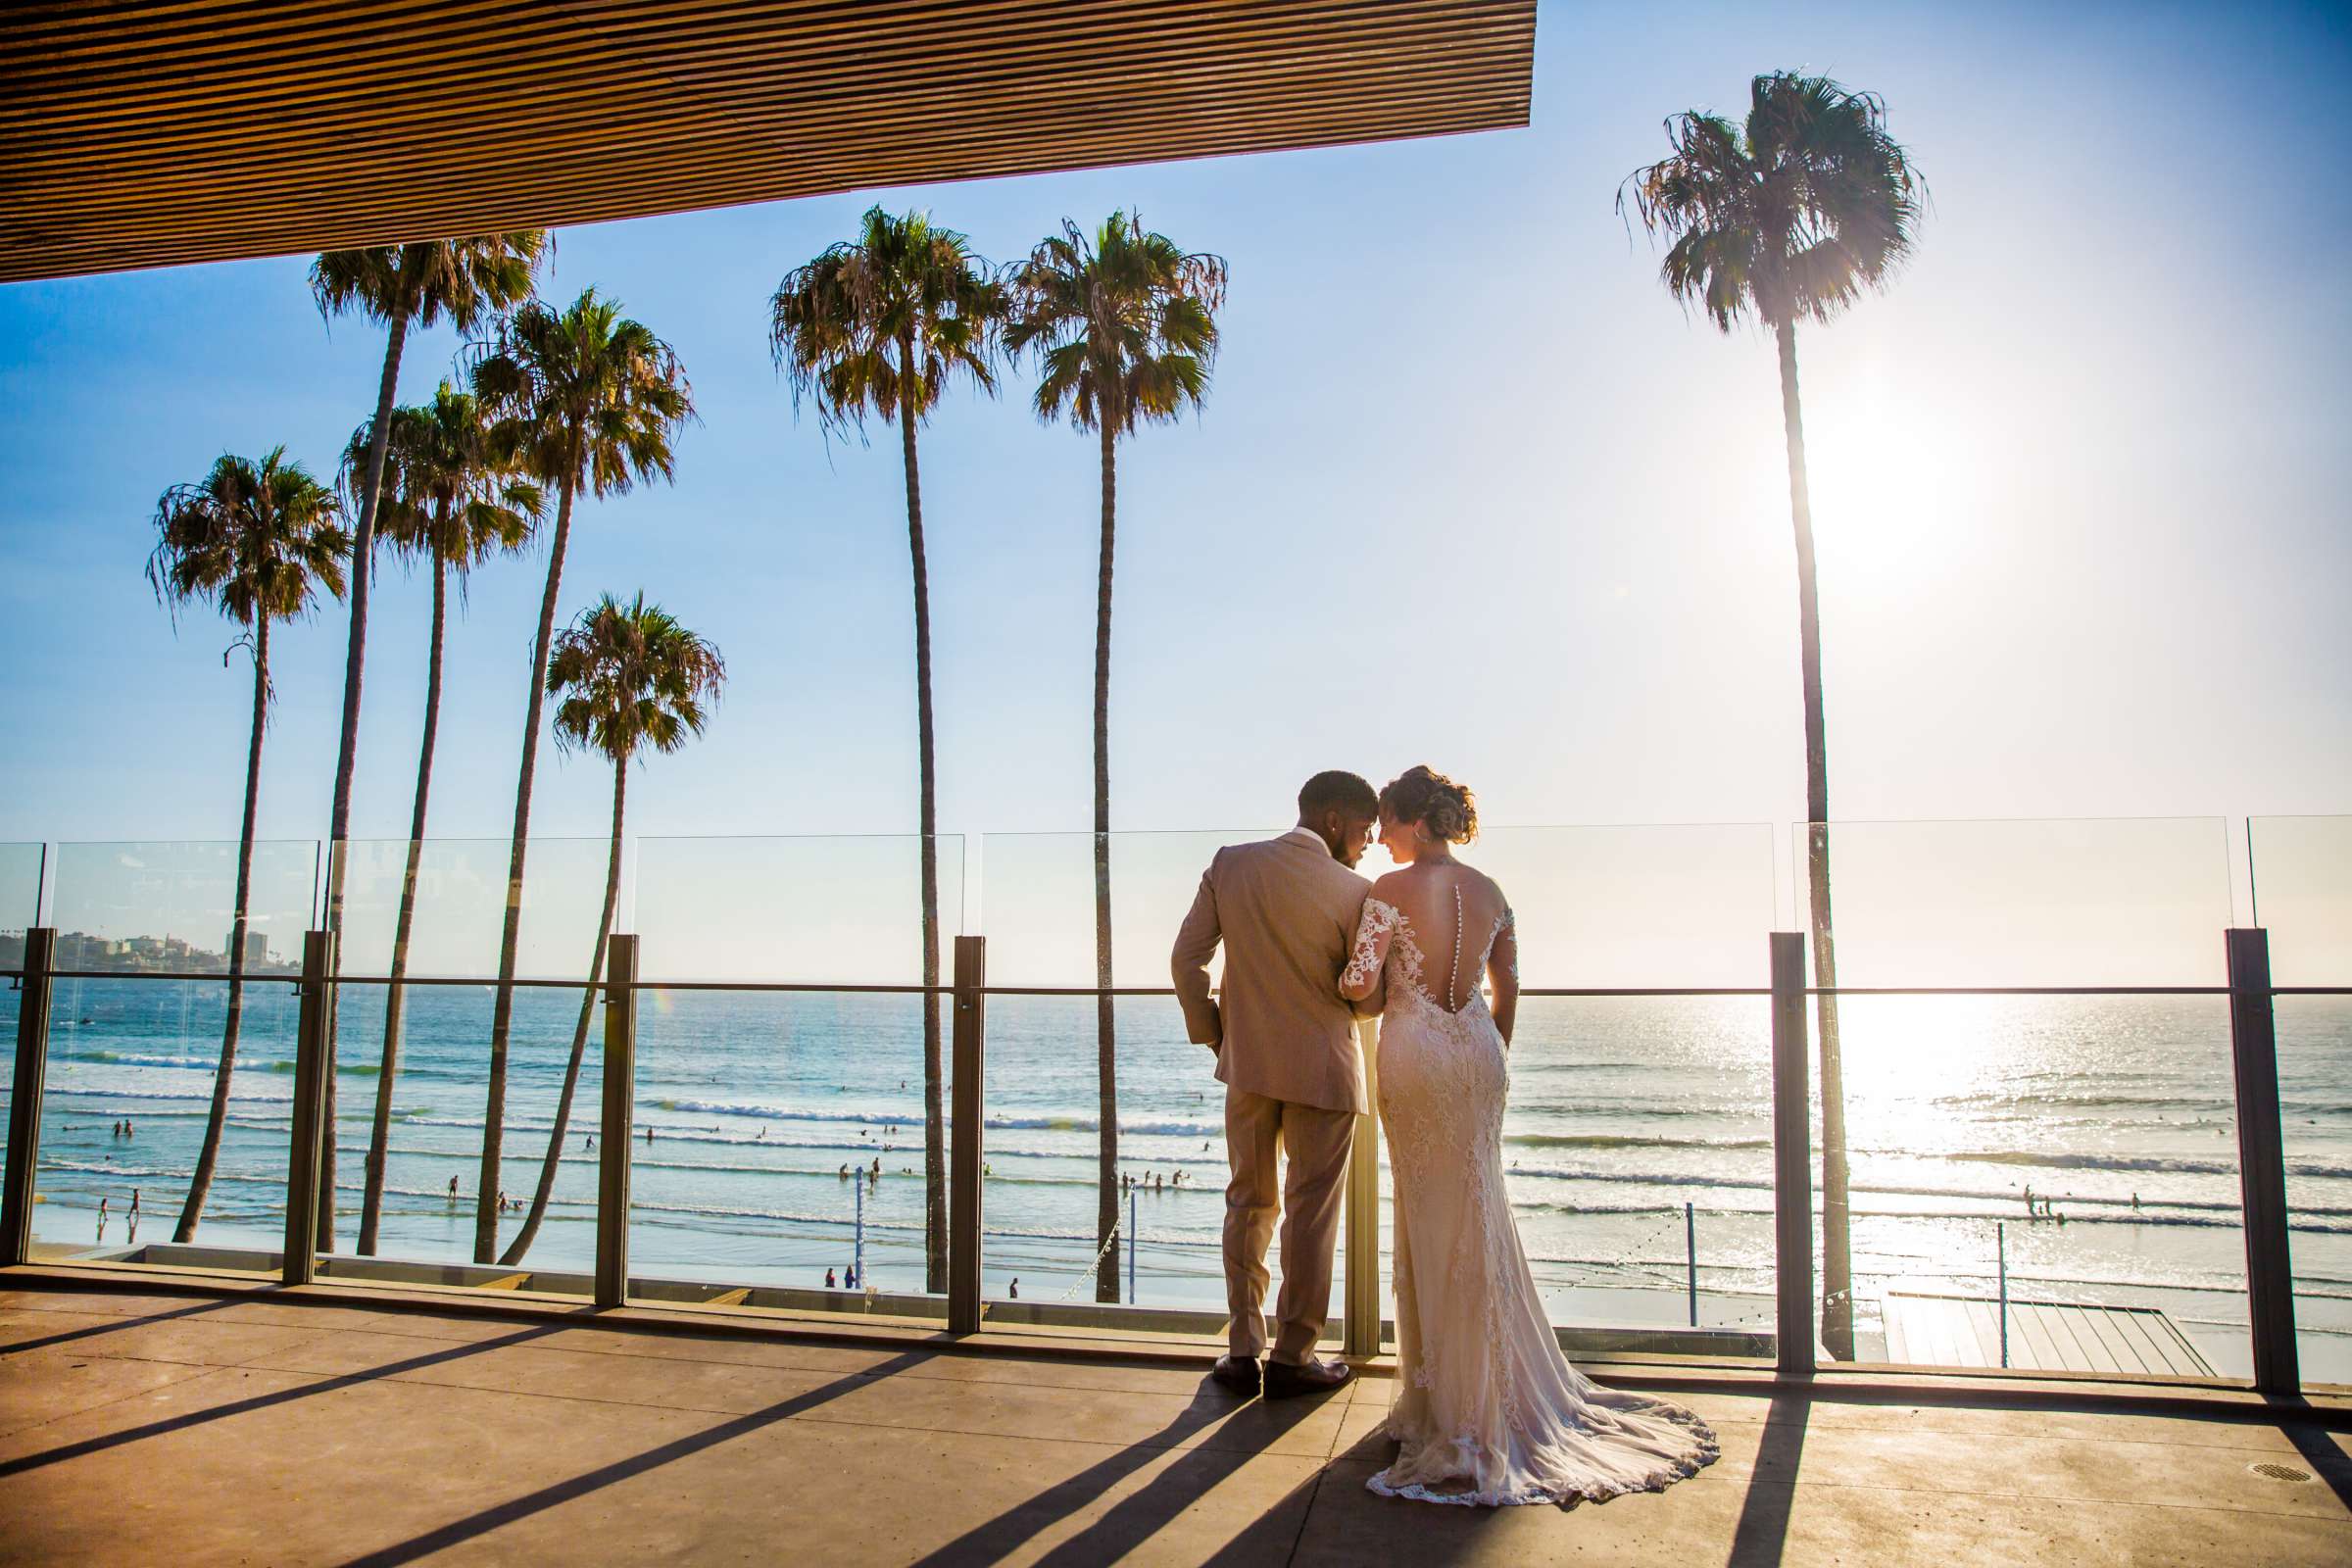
[{"xmin": 2, "ymin": 1, "xmax": 2346, "ymax": 929}]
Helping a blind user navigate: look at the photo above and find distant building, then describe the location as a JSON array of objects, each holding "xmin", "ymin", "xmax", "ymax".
[{"xmin": 225, "ymin": 928, "xmax": 270, "ymax": 966}]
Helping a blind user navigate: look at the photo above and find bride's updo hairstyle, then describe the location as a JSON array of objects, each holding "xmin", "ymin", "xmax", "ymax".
[{"xmin": 1378, "ymin": 765, "xmax": 1478, "ymax": 845}]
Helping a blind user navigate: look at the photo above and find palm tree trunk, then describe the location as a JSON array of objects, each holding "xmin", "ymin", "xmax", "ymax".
[
  {"xmin": 1093, "ymin": 419, "xmax": 1120, "ymax": 1304},
  {"xmin": 478, "ymin": 439, "xmax": 580, "ymax": 1262},
  {"xmin": 1778, "ymin": 318, "xmax": 1852, "ymax": 1360},
  {"xmin": 319, "ymin": 299, "xmax": 412, "ymax": 1253},
  {"xmin": 897, "ymin": 350, "xmax": 949, "ymax": 1296},
  {"xmin": 176, "ymin": 617, "xmax": 269, "ymax": 1242},
  {"xmin": 500, "ymin": 754, "xmax": 624, "ymax": 1266},
  {"xmin": 359, "ymin": 542, "xmax": 446, "ymax": 1254}
]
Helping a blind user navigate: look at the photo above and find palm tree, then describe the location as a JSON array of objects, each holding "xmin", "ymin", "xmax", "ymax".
[
  {"xmin": 1622, "ymin": 72, "xmax": 1923, "ymax": 1359},
  {"xmin": 1005, "ymin": 214, "xmax": 1225, "ymax": 1302},
  {"xmin": 145, "ymin": 450, "xmax": 350, "ymax": 1242},
  {"xmin": 501, "ymin": 594, "xmax": 724, "ymax": 1264},
  {"xmin": 466, "ymin": 288, "xmax": 694, "ymax": 1263},
  {"xmin": 768, "ymin": 206, "xmax": 1003, "ymax": 1294},
  {"xmin": 337, "ymin": 382, "xmax": 544, "ymax": 1255},
  {"xmin": 310, "ymin": 231, "xmax": 547, "ymax": 1250}
]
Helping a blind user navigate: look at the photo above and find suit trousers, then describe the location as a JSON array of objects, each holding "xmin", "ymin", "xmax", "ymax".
[{"xmin": 1223, "ymin": 1084, "xmax": 1356, "ymax": 1363}]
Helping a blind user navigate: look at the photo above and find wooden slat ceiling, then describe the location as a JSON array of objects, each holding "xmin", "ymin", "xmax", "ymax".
[{"xmin": 0, "ymin": 0, "xmax": 1537, "ymax": 282}]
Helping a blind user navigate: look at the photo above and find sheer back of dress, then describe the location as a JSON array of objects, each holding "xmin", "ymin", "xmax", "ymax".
[{"xmin": 1345, "ymin": 860, "xmax": 1517, "ymax": 1016}]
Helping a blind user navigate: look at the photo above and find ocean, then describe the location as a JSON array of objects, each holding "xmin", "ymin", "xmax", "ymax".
[{"xmin": 16, "ymin": 978, "xmax": 2351, "ymax": 1382}]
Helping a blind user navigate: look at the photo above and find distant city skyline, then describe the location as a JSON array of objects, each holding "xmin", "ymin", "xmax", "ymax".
[{"xmin": 2, "ymin": 4, "xmax": 2346, "ymax": 979}]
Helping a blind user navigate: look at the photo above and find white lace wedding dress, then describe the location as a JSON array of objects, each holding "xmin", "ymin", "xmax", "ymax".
[{"xmin": 1343, "ymin": 887, "xmax": 1720, "ymax": 1506}]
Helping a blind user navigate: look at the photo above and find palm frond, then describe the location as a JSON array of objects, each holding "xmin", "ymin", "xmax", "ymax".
[
  {"xmin": 1002, "ymin": 211, "xmax": 1226, "ymax": 438},
  {"xmin": 1619, "ymin": 73, "xmax": 1923, "ymax": 333},
  {"xmin": 546, "ymin": 592, "xmax": 725, "ymax": 764}
]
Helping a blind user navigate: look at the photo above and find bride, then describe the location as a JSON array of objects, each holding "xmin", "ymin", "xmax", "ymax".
[{"xmin": 1340, "ymin": 765, "xmax": 1720, "ymax": 1507}]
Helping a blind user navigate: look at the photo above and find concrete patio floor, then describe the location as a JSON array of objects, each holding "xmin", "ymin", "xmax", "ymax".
[{"xmin": 2, "ymin": 1271, "xmax": 2347, "ymax": 1565}]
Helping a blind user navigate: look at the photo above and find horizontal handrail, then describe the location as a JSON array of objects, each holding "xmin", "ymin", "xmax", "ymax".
[{"xmin": 13, "ymin": 966, "xmax": 2350, "ymax": 997}]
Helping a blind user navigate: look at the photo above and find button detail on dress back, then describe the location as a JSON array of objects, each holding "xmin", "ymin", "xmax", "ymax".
[{"xmin": 1448, "ymin": 882, "xmax": 1463, "ymax": 1012}]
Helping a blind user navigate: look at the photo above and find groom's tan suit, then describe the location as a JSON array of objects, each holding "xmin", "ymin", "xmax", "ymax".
[{"xmin": 1172, "ymin": 829, "xmax": 1379, "ymax": 1363}]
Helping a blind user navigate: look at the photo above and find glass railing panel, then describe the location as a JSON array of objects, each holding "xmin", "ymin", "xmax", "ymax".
[
  {"xmin": 1794, "ymin": 816, "xmax": 2232, "ymax": 987},
  {"xmin": 318, "ymin": 837, "xmax": 620, "ymax": 1286},
  {"xmin": 331, "ymin": 836, "xmax": 618, "ymax": 980},
  {"xmin": 31, "ymin": 841, "xmax": 321, "ymax": 1275},
  {"xmin": 33, "ymin": 973, "xmax": 298, "ymax": 1273},
  {"xmin": 0, "ymin": 841, "xmax": 33, "ymax": 1130},
  {"xmin": 624, "ymin": 837, "xmax": 963, "ymax": 1313},
  {"xmin": 0, "ymin": 841, "xmax": 42, "ymax": 935},
  {"xmin": 2251, "ymin": 817, "xmax": 2352, "ymax": 1384},
  {"xmin": 631, "ymin": 834, "xmax": 964, "ymax": 984},
  {"xmin": 1797, "ymin": 820, "xmax": 2242, "ymax": 1375},
  {"xmin": 50, "ymin": 839, "xmax": 320, "ymax": 976},
  {"xmin": 2249, "ymin": 815, "xmax": 2351, "ymax": 988},
  {"xmin": 980, "ymin": 825, "xmax": 1778, "ymax": 1350}
]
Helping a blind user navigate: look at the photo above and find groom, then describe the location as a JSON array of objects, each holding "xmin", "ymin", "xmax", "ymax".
[{"xmin": 1172, "ymin": 770, "xmax": 1382, "ymax": 1398}]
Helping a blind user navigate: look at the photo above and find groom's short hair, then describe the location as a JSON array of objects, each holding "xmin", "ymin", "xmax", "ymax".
[{"xmin": 1298, "ymin": 770, "xmax": 1378, "ymax": 822}]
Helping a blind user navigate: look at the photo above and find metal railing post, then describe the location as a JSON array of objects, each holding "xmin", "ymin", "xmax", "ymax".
[
  {"xmin": 948, "ymin": 935, "xmax": 985, "ymax": 1333},
  {"xmin": 1343, "ymin": 1017, "xmax": 1382, "ymax": 1358},
  {"xmin": 595, "ymin": 934, "xmax": 638, "ymax": 1310},
  {"xmin": 1686, "ymin": 1200, "xmax": 1697, "ymax": 1328},
  {"xmin": 2226, "ymin": 927, "xmax": 2298, "ymax": 1394},
  {"xmin": 2, "ymin": 928, "xmax": 58, "ymax": 1268},
  {"xmin": 1770, "ymin": 932, "xmax": 1814, "ymax": 1375},
  {"xmin": 1997, "ymin": 1222, "xmax": 2009, "ymax": 1368},
  {"xmin": 282, "ymin": 929, "xmax": 334, "ymax": 1286}
]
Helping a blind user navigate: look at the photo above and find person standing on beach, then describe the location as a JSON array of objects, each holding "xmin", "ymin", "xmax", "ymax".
[
  {"xmin": 448, "ymin": 1175, "xmax": 459, "ymax": 1202},
  {"xmin": 1173, "ymin": 770, "xmax": 1384, "ymax": 1400},
  {"xmin": 1009, "ymin": 1278, "xmax": 1019, "ymax": 1299},
  {"xmin": 826, "ymin": 1267, "xmax": 837, "ymax": 1289}
]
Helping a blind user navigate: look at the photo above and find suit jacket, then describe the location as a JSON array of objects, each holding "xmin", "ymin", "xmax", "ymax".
[{"xmin": 1170, "ymin": 831, "xmax": 1379, "ymax": 1115}]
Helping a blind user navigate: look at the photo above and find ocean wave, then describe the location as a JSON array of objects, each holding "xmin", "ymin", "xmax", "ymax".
[
  {"xmin": 649, "ymin": 1098, "xmax": 1224, "ymax": 1140},
  {"xmin": 1506, "ymin": 1133, "xmax": 1770, "ymax": 1152},
  {"xmin": 47, "ymin": 1085, "xmax": 293, "ymax": 1106}
]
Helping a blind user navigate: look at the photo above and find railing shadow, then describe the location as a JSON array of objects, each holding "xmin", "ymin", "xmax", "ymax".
[
  {"xmin": 1724, "ymin": 1389, "xmax": 1810, "ymax": 1568},
  {"xmin": 2269, "ymin": 1394, "xmax": 2352, "ymax": 1514},
  {"xmin": 906, "ymin": 1377, "xmax": 1331, "ymax": 1567},
  {"xmin": 336, "ymin": 1348, "xmax": 935, "ymax": 1568},
  {"xmin": 0, "ymin": 1318, "xmax": 574, "ymax": 1479},
  {"xmin": 0, "ymin": 1291, "xmax": 238, "ymax": 1355}
]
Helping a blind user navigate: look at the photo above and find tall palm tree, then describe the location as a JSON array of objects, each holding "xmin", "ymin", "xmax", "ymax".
[
  {"xmin": 337, "ymin": 382, "xmax": 544, "ymax": 1254},
  {"xmin": 501, "ymin": 594, "xmax": 725, "ymax": 1265},
  {"xmin": 145, "ymin": 450, "xmax": 350, "ymax": 1242},
  {"xmin": 768, "ymin": 206, "xmax": 1003, "ymax": 1294},
  {"xmin": 466, "ymin": 288, "xmax": 694, "ymax": 1263},
  {"xmin": 1005, "ymin": 213, "xmax": 1225, "ymax": 1302},
  {"xmin": 1623, "ymin": 72, "xmax": 1923, "ymax": 1359},
  {"xmin": 310, "ymin": 231, "xmax": 547, "ymax": 1250}
]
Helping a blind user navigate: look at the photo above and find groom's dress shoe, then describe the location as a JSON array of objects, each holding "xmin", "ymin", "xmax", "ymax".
[
  {"xmin": 1263, "ymin": 1357, "xmax": 1351, "ymax": 1400},
  {"xmin": 1210, "ymin": 1355, "xmax": 1261, "ymax": 1396}
]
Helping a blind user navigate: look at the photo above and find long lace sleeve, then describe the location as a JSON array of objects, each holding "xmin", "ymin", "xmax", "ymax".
[
  {"xmin": 1489, "ymin": 906, "xmax": 1520, "ymax": 1046},
  {"xmin": 1340, "ymin": 898, "xmax": 1398, "ymax": 1002}
]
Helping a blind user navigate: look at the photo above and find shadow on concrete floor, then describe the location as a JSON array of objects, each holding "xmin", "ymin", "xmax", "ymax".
[
  {"xmin": 1724, "ymin": 1390, "xmax": 1810, "ymax": 1568},
  {"xmin": 0, "ymin": 1319, "xmax": 574, "ymax": 1482},
  {"xmin": 908, "ymin": 1377, "xmax": 1334, "ymax": 1567},
  {"xmin": 338, "ymin": 1348, "xmax": 939, "ymax": 1568},
  {"xmin": 0, "ymin": 1292, "xmax": 239, "ymax": 1355}
]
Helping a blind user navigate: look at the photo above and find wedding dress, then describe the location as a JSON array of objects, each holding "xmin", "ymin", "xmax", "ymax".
[{"xmin": 1342, "ymin": 878, "xmax": 1719, "ymax": 1506}]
